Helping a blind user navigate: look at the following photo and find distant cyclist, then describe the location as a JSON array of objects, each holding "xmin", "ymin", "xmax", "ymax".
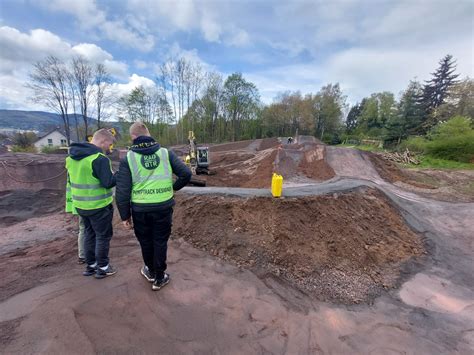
[{"xmin": 287, "ymin": 137, "xmax": 293, "ymax": 144}]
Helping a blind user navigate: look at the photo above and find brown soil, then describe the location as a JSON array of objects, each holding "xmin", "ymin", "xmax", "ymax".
[
  {"xmin": 276, "ymin": 143, "xmax": 335, "ymax": 181},
  {"xmin": 173, "ymin": 188, "xmax": 425, "ymax": 304},
  {"xmin": 257, "ymin": 137, "xmax": 280, "ymax": 151},
  {"xmin": 0, "ymin": 233, "xmax": 77, "ymax": 302},
  {"xmin": 209, "ymin": 139, "xmax": 255, "ymax": 152},
  {"xmin": 298, "ymin": 145, "xmax": 335, "ymax": 181},
  {"xmin": 0, "ymin": 189, "xmax": 65, "ymax": 226},
  {"xmin": 0, "ymin": 207, "xmax": 125, "ymax": 302},
  {"xmin": 368, "ymin": 152, "xmax": 433, "ymax": 188},
  {"xmin": 368, "ymin": 152, "xmax": 474, "ymax": 202},
  {"xmin": 201, "ymin": 148, "xmax": 278, "ymax": 188},
  {"xmin": 0, "ymin": 153, "xmax": 67, "ymax": 191},
  {"xmin": 207, "ymin": 137, "xmax": 278, "ymax": 152},
  {"xmin": 173, "ymin": 138, "xmax": 334, "ymax": 187}
]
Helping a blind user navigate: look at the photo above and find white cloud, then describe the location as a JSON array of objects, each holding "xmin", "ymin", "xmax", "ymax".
[
  {"xmin": 108, "ymin": 74, "xmax": 157, "ymax": 118},
  {"xmin": 39, "ymin": 0, "xmax": 105, "ymax": 28},
  {"xmin": 111, "ymin": 73, "xmax": 155, "ymax": 97},
  {"xmin": 101, "ymin": 21, "xmax": 155, "ymax": 52},
  {"xmin": 126, "ymin": 0, "xmax": 250, "ymax": 46},
  {"xmin": 39, "ymin": 0, "xmax": 155, "ymax": 52},
  {"xmin": 200, "ymin": 16, "xmax": 222, "ymax": 42},
  {"xmin": 0, "ymin": 26, "xmax": 71, "ymax": 72},
  {"xmin": 72, "ymin": 43, "xmax": 113, "ymax": 62},
  {"xmin": 227, "ymin": 28, "xmax": 250, "ymax": 47},
  {"xmin": 164, "ymin": 42, "xmax": 217, "ymax": 72},
  {"xmin": 0, "ymin": 26, "xmax": 129, "ymax": 110},
  {"xmin": 0, "ymin": 26, "xmax": 128, "ymax": 79},
  {"xmin": 247, "ymin": 35, "xmax": 473, "ymax": 106}
]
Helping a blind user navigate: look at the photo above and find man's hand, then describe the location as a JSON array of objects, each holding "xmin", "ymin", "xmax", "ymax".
[{"xmin": 122, "ymin": 218, "xmax": 133, "ymax": 230}]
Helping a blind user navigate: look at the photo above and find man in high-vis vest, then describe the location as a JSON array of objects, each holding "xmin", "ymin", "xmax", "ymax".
[
  {"xmin": 66, "ymin": 129, "xmax": 117, "ymax": 279},
  {"xmin": 116, "ymin": 122, "xmax": 191, "ymax": 291}
]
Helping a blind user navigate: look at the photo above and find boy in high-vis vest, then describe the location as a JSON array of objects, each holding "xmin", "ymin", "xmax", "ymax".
[
  {"xmin": 65, "ymin": 179, "xmax": 86, "ymax": 264},
  {"xmin": 66, "ymin": 129, "xmax": 117, "ymax": 279},
  {"xmin": 116, "ymin": 122, "xmax": 191, "ymax": 291}
]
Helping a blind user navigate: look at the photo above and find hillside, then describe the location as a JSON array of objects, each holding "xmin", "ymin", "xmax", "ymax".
[{"xmin": 0, "ymin": 110, "xmax": 97, "ymax": 134}]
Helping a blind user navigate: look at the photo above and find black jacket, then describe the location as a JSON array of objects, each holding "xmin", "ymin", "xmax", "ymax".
[
  {"xmin": 115, "ymin": 136, "xmax": 192, "ymax": 220},
  {"xmin": 67, "ymin": 142, "xmax": 116, "ymax": 215}
]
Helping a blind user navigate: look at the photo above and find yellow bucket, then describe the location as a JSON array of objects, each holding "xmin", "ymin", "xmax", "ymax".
[{"xmin": 271, "ymin": 173, "xmax": 283, "ymax": 198}]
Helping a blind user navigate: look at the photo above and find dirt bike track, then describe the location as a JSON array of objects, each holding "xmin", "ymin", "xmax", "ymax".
[{"xmin": 1, "ymin": 139, "xmax": 473, "ymax": 354}]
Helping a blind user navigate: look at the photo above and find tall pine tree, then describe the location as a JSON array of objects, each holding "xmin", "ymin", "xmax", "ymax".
[
  {"xmin": 346, "ymin": 101, "xmax": 363, "ymax": 133},
  {"xmin": 417, "ymin": 54, "xmax": 459, "ymax": 133}
]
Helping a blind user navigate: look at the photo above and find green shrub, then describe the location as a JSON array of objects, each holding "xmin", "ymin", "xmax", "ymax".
[
  {"xmin": 430, "ymin": 116, "xmax": 473, "ymax": 139},
  {"xmin": 425, "ymin": 131, "xmax": 474, "ymax": 163},
  {"xmin": 40, "ymin": 145, "xmax": 62, "ymax": 154},
  {"xmin": 419, "ymin": 116, "xmax": 474, "ymax": 163},
  {"xmin": 11, "ymin": 145, "xmax": 37, "ymax": 153},
  {"xmin": 400, "ymin": 136, "xmax": 428, "ymax": 153}
]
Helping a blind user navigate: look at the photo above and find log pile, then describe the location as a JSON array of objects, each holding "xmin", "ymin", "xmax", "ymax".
[{"xmin": 379, "ymin": 148, "xmax": 420, "ymax": 165}]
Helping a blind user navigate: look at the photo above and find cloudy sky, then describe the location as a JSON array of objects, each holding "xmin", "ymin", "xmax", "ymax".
[{"xmin": 0, "ymin": 0, "xmax": 472, "ymax": 112}]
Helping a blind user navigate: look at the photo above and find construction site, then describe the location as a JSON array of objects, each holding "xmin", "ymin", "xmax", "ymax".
[{"xmin": 1, "ymin": 136, "xmax": 473, "ymax": 354}]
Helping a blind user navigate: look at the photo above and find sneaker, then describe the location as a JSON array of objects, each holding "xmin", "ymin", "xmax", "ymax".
[
  {"xmin": 77, "ymin": 257, "xmax": 86, "ymax": 264},
  {"xmin": 152, "ymin": 273, "xmax": 170, "ymax": 291},
  {"xmin": 95, "ymin": 264, "xmax": 117, "ymax": 279},
  {"xmin": 83, "ymin": 265, "xmax": 97, "ymax": 276},
  {"xmin": 141, "ymin": 266, "xmax": 155, "ymax": 283}
]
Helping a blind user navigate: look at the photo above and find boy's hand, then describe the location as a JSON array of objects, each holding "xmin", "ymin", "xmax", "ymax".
[{"xmin": 122, "ymin": 218, "xmax": 133, "ymax": 230}]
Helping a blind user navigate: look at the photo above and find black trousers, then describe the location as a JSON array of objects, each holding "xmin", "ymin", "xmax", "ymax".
[
  {"xmin": 132, "ymin": 208, "xmax": 173, "ymax": 280},
  {"xmin": 80, "ymin": 204, "xmax": 114, "ymax": 268}
]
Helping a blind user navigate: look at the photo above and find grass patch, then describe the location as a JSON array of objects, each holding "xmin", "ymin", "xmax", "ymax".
[
  {"xmin": 405, "ymin": 155, "xmax": 474, "ymax": 170},
  {"xmin": 337, "ymin": 143, "xmax": 386, "ymax": 152}
]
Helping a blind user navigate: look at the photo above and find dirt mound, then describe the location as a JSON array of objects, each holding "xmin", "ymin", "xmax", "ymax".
[
  {"xmin": 210, "ymin": 138, "xmax": 280, "ymax": 153},
  {"xmin": 298, "ymin": 145, "xmax": 335, "ymax": 181},
  {"xmin": 0, "ymin": 153, "xmax": 66, "ymax": 192},
  {"xmin": 202, "ymin": 148, "xmax": 278, "ymax": 188},
  {"xmin": 0, "ymin": 189, "xmax": 64, "ymax": 226},
  {"xmin": 257, "ymin": 137, "xmax": 280, "ymax": 151},
  {"xmin": 368, "ymin": 152, "xmax": 433, "ymax": 188},
  {"xmin": 173, "ymin": 188, "xmax": 425, "ymax": 304},
  {"xmin": 276, "ymin": 143, "xmax": 335, "ymax": 181},
  {"xmin": 210, "ymin": 140, "xmax": 255, "ymax": 152}
]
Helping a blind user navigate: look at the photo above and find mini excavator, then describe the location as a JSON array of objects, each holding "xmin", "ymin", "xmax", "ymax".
[
  {"xmin": 185, "ymin": 131, "xmax": 214, "ymax": 186},
  {"xmin": 185, "ymin": 131, "xmax": 211, "ymax": 175}
]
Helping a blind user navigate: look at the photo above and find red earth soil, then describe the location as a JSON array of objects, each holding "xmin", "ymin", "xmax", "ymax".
[
  {"xmin": 173, "ymin": 188, "xmax": 425, "ymax": 304},
  {"xmin": 276, "ymin": 143, "xmax": 335, "ymax": 181}
]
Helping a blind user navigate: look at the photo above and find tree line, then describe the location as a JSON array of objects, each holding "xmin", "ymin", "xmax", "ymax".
[
  {"xmin": 28, "ymin": 56, "xmax": 113, "ymax": 145},
  {"xmin": 28, "ymin": 54, "xmax": 472, "ymax": 149},
  {"xmin": 346, "ymin": 55, "xmax": 473, "ymax": 146}
]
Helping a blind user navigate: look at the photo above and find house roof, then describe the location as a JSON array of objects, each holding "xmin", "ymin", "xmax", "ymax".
[{"xmin": 36, "ymin": 127, "xmax": 67, "ymax": 141}]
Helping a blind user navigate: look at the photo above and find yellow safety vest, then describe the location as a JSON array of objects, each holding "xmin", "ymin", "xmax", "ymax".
[{"xmin": 127, "ymin": 148, "xmax": 173, "ymax": 204}]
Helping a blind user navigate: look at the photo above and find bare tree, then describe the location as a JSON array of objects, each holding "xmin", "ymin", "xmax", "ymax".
[
  {"xmin": 94, "ymin": 63, "xmax": 111, "ymax": 129},
  {"xmin": 72, "ymin": 56, "xmax": 94, "ymax": 136},
  {"xmin": 27, "ymin": 55, "xmax": 72, "ymax": 144},
  {"xmin": 159, "ymin": 61, "xmax": 179, "ymax": 143},
  {"xmin": 186, "ymin": 62, "xmax": 203, "ymax": 131},
  {"xmin": 66, "ymin": 70, "xmax": 81, "ymax": 141}
]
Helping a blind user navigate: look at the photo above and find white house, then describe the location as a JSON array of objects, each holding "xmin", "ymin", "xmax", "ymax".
[{"xmin": 34, "ymin": 128, "xmax": 68, "ymax": 149}]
